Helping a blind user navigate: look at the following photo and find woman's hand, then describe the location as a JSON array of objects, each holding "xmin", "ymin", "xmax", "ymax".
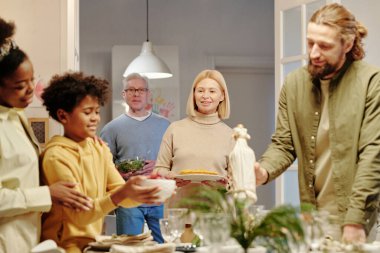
[
  {"xmin": 49, "ymin": 181, "xmax": 93, "ymax": 211},
  {"xmin": 92, "ymin": 135, "xmax": 106, "ymax": 146},
  {"xmin": 201, "ymin": 177, "xmax": 227, "ymax": 187},
  {"xmin": 152, "ymin": 169, "xmax": 191, "ymax": 187},
  {"xmin": 175, "ymin": 178, "xmax": 191, "ymax": 187}
]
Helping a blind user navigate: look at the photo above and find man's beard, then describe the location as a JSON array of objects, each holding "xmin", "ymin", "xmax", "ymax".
[{"xmin": 307, "ymin": 60, "xmax": 337, "ymax": 80}]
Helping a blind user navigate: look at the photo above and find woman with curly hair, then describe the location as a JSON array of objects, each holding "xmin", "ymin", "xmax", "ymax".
[
  {"xmin": 0, "ymin": 17, "xmax": 92, "ymax": 252},
  {"xmin": 40, "ymin": 72, "xmax": 161, "ymax": 253}
]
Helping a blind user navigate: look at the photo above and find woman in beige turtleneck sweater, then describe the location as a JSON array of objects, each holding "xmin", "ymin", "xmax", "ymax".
[{"xmin": 154, "ymin": 69, "xmax": 235, "ymax": 207}]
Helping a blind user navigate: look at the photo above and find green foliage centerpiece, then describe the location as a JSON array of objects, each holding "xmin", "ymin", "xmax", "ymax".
[{"xmin": 178, "ymin": 186, "xmax": 306, "ymax": 253}]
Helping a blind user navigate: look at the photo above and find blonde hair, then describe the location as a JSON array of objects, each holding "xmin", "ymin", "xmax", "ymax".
[
  {"xmin": 186, "ymin": 69, "xmax": 230, "ymax": 119},
  {"xmin": 310, "ymin": 3, "xmax": 367, "ymax": 61}
]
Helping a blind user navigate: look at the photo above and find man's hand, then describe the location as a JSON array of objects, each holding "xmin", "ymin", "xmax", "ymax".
[
  {"xmin": 254, "ymin": 162, "xmax": 269, "ymax": 186},
  {"xmin": 49, "ymin": 181, "xmax": 93, "ymax": 211},
  {"xmin": 119, "ymin": 171, "xmax": 133, "ymax": 180},
  {"xmin": 134, "ymin": 160, "xmax": 155, "ymax": 176},
  {"xmin": 342, "ymin": 224, "xmax": 366, "ymax": 244}
]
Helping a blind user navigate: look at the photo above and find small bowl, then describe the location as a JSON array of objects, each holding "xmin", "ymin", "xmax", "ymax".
[{"xmin": 140, "ymin": 179, "xmax": 176, "ymax": 202}]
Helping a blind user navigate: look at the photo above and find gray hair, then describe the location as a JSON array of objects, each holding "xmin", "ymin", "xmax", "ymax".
[{"xmin": 122, "ymin": 73, "xmax": 149, "ymax": 89}]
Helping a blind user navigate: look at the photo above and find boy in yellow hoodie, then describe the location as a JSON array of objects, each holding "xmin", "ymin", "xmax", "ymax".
[{"xmin": 40, "ymin": 72, "xmax": 161, "ymax": 253}]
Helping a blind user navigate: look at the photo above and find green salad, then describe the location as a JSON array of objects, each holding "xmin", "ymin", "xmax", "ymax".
[{"xmin": 116, "ymin": 159, "xmax": 145, "ymax": 173}]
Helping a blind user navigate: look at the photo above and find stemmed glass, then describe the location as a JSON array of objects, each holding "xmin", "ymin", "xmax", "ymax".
[
  {"xmin": 197, "ymin": 213, "xmax": 231, "ymax": 253},
  {"xmin": 302, "ymin": 211, "xmax": 327, "ymax": 252},
  {"xmin": 167, "ymin": 208, "xmax": 187, "ymax": 243},
  {"xmin": 159, "ymin": 218, "xmax": 176, "ymax": 243},
  {"xmin": 159, "ymin": 208, "xmax": 188, "ymax": 244}
]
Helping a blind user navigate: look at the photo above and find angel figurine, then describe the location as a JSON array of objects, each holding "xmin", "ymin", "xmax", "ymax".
[{"xmin": 229, "ymin": 124, "xmax": 257, "ymax": 203}]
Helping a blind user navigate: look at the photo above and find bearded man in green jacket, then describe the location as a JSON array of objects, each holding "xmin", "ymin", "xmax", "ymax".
[{"xmin": 255, "ymin": 3, "xmax": 380, "ymax": 244}]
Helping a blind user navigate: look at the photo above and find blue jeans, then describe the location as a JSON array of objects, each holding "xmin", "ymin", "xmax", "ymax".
[{"xmin": 115, "ymin": 205, "xmax": 164, "ymax": 243}]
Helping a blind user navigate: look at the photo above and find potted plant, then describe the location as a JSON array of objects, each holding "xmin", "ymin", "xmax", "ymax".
[{"xmin": 178, "ymin": 186, "xmax": 306, "ymax": 253}]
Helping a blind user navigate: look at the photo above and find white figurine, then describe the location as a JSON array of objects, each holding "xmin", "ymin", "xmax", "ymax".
[{"xmin": 229, "ymin": 124, "xmax": 257, "ymax": 203}]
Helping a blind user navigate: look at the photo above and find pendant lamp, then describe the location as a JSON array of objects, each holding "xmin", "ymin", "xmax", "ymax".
[{"xmin": 123, "ymin": 0, "xmax": 172, "ymax": 79}]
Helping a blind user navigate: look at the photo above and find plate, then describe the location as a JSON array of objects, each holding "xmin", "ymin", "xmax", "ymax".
[
  {"xmin": 196, "ymin": 245, "xmax": 266, "ymax": 253},
  {"xmin": 87, "ymin": 241, "xmax": 112, "ymax": 250},
  {"xmin": 175, "ymin": 174, "xmax": 224, "ymax": 183}
]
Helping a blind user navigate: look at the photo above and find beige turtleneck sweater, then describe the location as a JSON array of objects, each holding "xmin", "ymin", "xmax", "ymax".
[{"xmin": 155, "ymin": 111, "xmax": 235, "ymax": 207}]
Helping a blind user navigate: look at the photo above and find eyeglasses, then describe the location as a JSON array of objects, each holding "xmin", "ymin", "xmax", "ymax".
[{"xmin": 124, "ymin": 88, "xmax": 149, "ymax": 95}]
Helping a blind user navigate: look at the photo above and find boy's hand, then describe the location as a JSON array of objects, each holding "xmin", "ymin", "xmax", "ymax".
[
  {"xmin": 49, "ymin": 181, "xmax": 93, "ymax": 211},
  {"xmin": 120, "ymin": 176, "xmax": 161, "ymax": 204}
]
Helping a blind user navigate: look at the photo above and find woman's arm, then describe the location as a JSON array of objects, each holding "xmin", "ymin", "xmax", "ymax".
[{"xmin": 48, "ymin": 181, "xmax": 93, "ymax": 211}]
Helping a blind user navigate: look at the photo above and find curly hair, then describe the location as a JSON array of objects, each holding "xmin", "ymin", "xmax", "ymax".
[
  {"xmin": 42, "ymin": 72, "xmax": 110, "ymax": 121},
  {"xmin": 0, "ymin": 17, "xmax": 28, "ymax": 86},
  {"xmin": 310, "ymin": 3, "xmax": 367, "ymax": 61}
]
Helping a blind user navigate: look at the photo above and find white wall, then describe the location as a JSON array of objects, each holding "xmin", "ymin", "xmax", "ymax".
[
  {"xmin": 1, "ymin": 0, "xmax": 70, "ymax": 138},
  {"xmin": 341, "ymin": 0, "xmax": 380, "ymax": 67}
]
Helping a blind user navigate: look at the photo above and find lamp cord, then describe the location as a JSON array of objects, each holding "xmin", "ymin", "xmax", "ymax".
[{"xmin": 146, "ymin": 0, "xmax": 149, "ymax": 42}]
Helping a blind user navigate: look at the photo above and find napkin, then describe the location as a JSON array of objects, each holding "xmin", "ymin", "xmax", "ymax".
[
  {"xmin": 110, "ymin": 243, "xmax": 176, "ymax": 253},
  {"xmin": 95, "ymin": 230, "xmax": 154, "ymax": 246},
  {"xmin": 31, "ymin": 240, "xmax": 65, "ymax": 253}
]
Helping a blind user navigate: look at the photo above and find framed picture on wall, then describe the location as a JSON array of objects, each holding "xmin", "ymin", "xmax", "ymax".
[{"xmin": 28, "ymin": 118, "xmax": 49, "ymax": 147}]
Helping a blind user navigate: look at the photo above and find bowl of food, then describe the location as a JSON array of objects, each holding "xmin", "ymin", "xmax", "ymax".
[
  {"xmin": 116, "ymin": 157, "xmax": 145, "ymax": 173},
  {"xmin": 140, "ymin": 178, "xmax": 176, "ymax": 202}
]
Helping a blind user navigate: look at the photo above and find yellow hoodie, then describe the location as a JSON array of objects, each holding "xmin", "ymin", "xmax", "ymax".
[{"xmin": 41, "ymin": 136, "xmax": 139, "ymax": 252}]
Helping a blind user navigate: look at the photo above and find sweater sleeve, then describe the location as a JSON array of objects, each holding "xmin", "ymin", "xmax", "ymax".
[
  {"xmin": 259, "ymin": 78, "xmax": 297, "ymax": 181},
  {"xmin": 100, "ymin": 124, "xmax": 117, "ymax": 159},
  {"xmin": 43, "ymin": 144, "xmax": 139, "ymax": 226},
  {"xmin": 102, "ymin": 145, "xmax": 140, "ymax": 208},
  {"xmin": 0, "ymin": 179, "xmax": 51, "ymax": 217},
  {"xmin": 42, "ymin": 152, "xmax": 113, "ymax": 226},
  {"xmin": 344, "ymin": 72, "xmax": 380, "ymax": 233},
  {"xmin": 154, "ymin": 125, "xmax": 174, "ymax": 173}
]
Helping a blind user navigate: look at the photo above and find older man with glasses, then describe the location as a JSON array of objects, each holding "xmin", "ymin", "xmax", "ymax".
[{"xmin": 100, "ymin": 73, "xmax": 170, "ymax": 243}]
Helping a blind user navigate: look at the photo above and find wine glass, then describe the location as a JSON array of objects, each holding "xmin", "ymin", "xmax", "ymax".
[
  {"xmin": 198, "ymin": 213, "xmax": 231, "ymax": 253},
  {"xmin": 167, "ymin": 208, "xmax": 187, "ymax": 243},
  {"xmin": 159, "ymin": 218, "xmax": 176, "ymax": 243},
  {"xmin": 302, "ymin": 211, "xmax": 327, "ymax": 252}
]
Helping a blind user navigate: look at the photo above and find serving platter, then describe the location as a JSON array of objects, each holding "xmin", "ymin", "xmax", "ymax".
[{"xmin": 175, "ymin": 174, "xmax": 224, "ymax": 183}]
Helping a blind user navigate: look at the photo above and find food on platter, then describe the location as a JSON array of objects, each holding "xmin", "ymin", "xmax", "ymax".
[{"xmin": 179, "ymin": 169, "xmax": 218, "ymax": 175}]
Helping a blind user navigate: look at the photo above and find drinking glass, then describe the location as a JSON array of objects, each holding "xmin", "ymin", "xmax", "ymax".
[
  {"xmin": 167, "ymin": 208, "xmax": 187, "ymax": 243},
  {"xmin": 198, "ymin": 213, "xmax": 231, "ymax": 253},
  {"xmin": 302, "ymin": 211, "xmax": 327, "ymax": 252},
  {"xmin": 159, "ymin": 218, "xmax": 176, "ymax": 243},
  {"xmin": 247, "ymin": 204, "xmax": 266, "ymax": 223}
]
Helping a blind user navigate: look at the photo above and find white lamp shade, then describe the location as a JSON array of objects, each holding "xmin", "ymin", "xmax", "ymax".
[{"xmin": 123, "ymin": 41, "xmax": 173, "ymax": 79}]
